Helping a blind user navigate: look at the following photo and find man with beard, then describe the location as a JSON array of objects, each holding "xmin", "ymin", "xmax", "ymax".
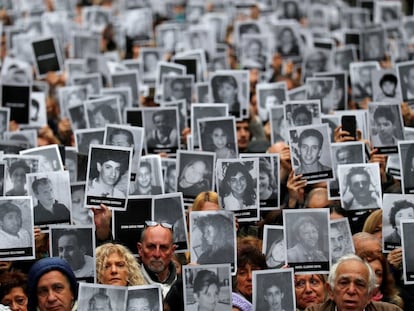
[{"xmin": 137, "ymin": 221, "xmax": 177, "ymax": 298}]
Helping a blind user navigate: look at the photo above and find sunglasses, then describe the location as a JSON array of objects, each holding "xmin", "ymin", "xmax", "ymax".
[{"xmin": 145, "ymin": 220, "xmax": 173, "ymax": 230}]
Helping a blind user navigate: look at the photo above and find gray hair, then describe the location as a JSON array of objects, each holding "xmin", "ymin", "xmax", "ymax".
[{"xmin": 328, "ymin": 254, "xmax": 376, "ymax": 295}]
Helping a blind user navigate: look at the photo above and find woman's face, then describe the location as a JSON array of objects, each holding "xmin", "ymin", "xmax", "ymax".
[
  {"xmin": 259, "ymin": 172, "xmax": 270, "ymax": 194},
  {"xmin": 395, "ymin": 207, "xmax": 414, "ymax": 228},
  {"xmin": 237, "ymin": 263, "xmax": 261, "ymax": 299},
  {"xmin": 197, "ymin": 284, "xmax": 219, "ymax": 311},
  {"xmin": 294, "ymin": 274, "xmax": 325, "ymax": 310},
  {"xmin": 11, "ymin": 167, "xmax": 26, "ymax": 189},
  {"xmin": 183, "ymin": 161, "xmax": 207, "ymax": 185},
  {"xmin": 101, "ymin": 252, "xmax": 129, "ymax": 286},
  {"xmin": 204, "ymin": 225, "xmax": 216, "ymax": 246},
  {"xmin": 1, "ymin": 211, "xmax": 21, "ymax": 235},
  {"xmin": 229, "ymin": 172, "xmax": 247, "ymax": 197},
  {"xmin": 270, "ymin": 240, "xmax": 284, "ymax": 263},
  {"xmin": 299, "ymin": 223, "xmax": 318, "ymax": 248},
  {"xmin": 369, "ymin": 259, "xmax": 383, "ymax": 290},
  {"xmin": 211, "ymin": 128, "xmax": 227, "ymax": 149},
  {"xmin": 218, "ymin": 81, "xmax": 237, "ymax": 104},
  {"xmin": 1, "ymin": 286, "xmax": 27, "ymax": 311},
  {"xmin": 280, "ymin": 28, "xmax": 294, "ymax": 44}
]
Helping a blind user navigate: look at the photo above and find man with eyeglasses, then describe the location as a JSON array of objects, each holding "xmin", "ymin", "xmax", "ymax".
[
  {"xmin": 27, "ymin": 257, "xmax": 78, "ymax": 311},
  {"xmin": 305, "ymin": 254, "xmax": 402, "ymax": 311},
  {"xmin": 343, "ymin": 167, "xmax": 380, "ymax": 210},
  {"xmin": 137, "ymin": 221, "xmax": 177, "ymax": 298}
]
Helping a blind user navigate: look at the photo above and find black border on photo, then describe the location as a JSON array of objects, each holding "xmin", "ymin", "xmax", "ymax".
[
  {"xmin": 270, "ymin": 106, "xmax": 287, "ymax": 144},
  {"xmin": 77, "ymin": 283, "xmax": 128, "ymax": 311},
  {"xmin": 401, "ymin": 219, "xmax": 414, "ymax": 284},
  {"xmin": 314, "ymin": 71, "xmax": 348, "ymax": 111},
  {"xmin": 263, "ymin": 225, "xmax": 285, "ymax": 268},
  {"xmin": 111, "ymin": 70, "xmax": 140, "ymax": 104},
  {"xmin": 74, "ymin": 128, "xmax": 105, "ymax": 156},
  {"xmin": 84, "ymin": 96, "xmax": 122, "ymax": 129},
  {"xmin": 283, "ymin": 209, "xmax": 330, "ymax": 273},
  {"xmin": 330, "ymin": 218, "xmax": 354, "ymax": 265},
  {"xmin": 1, "ymin": 84, "xmax": 31, "ymax": 124},
  {"xmin": 130, "ymin": 154, "xmax": 164, "ymax": 196},
  {"xmin": 257, "ymin": 82, "xmax": 287, "ymax": 123},
  {"xmin": 127, "ymin": 285, "xmax": 163, "ymax": 311},
  {"xmin": 31, "ymin": 37, "xmax": 63, "ymax": 79},
  {"xmin": 284, "ymin": 100, "xmax": 322, "ymax": 128}
]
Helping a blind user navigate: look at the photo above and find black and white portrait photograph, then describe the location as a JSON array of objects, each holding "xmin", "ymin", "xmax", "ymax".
[
  {"xmin": 253, "ymin": 268, "xmax": 295, "ymax": 311},
  {"xmin": 270, "ymin": 106, "xmax": 288, "ymax": 144},
  {"xmin": 288, "ymin": 124, "xmax": 334, "ymax": 183},
  {"xmin": 328, "ymin": 142, "xmax": 366, "ymax": 199},
  {"xmin": 273, "ymin": 22, "xmax": 302, "ymax": 59},
  {"xmin": 174, "ymin": 49, "xmax": 208, "ymax": 83},
  {"xmin": 302, "ymin": 49, "xmax": 330, "ymax": 81},
  {"xmin": 198, "ymin": 117, "xmax": 238, "ymax": 160},
  {"xmin": 84, "ymin": 96, "xmax": 122, "ymax": 129},
  {"xmin": 190, "ymin": 210, "xmax": 236, "ymax": 267},
  {"xmin": 162, "ymin": 99, "xmax": 188, "ymax": 134},
  {"xmin": 176, "ymin": 150, "xmax": 215, "ymax": 203},
  {"xmin": 0, "ymin": 56, "xmax": 33, "ymax": 85},
  {"xmin": 210, "ymin": 70, "xmax": 250, "ymax": 119},
  {"xmin": 127, "ymin": 285, "xmax": 163, "ymax": 311},
  {"xmin": 398, "ymin": 140, "xmax": 414, "ymax": 194},
  {"xmin": 111, "ymin": 70, "xmax": 140, "ymax": 104},
  {"xmin": 401, "ymin": 219, "xmax": 414, "ymax": 284},
  {"xmin": 330, "ymin": 218, "xmax": 354, "ymax": 265},
  {"xmin": 263, "ymin": 225, "xmax": 285, "ymax": 269},
  {"xmin": 382, "ymin": 194, "xmax": 414, "ymax": 252},
  {"xmin": 101, "ymin": 87, "xmax": 133, "ymax": 120},
  {"xmin": 71, "ymin": 73, "xmax": 103, "ymax": 96},
  {"xmin": 142, "ymin": 107, "xmax": 180, "ymax": 154},
  {"xmin": 155, "ymin": 24, "xmax": 180, "ymax": 53},
  {"xmin": 20, "ymin": 144, "xmax": 64, "ymax": 172},
  {"xmin": 216, "ymin": 158, "xmax": 259, "ymax": 221},
  {"xmin": 234, "ymin": 20, "xmax": 262, "ymax": 46},
  {"xmin": 317, "ymin": 72, "xmax": 347, "ymax": 113},
  {"xmin": 70, "ymin": 32, "xmax": 100, "ymax": 59},
  {"xmin": 123, "ymin": 7, "xmax": 153, "ymax": 44},
  {"xmin": 240, "ymin": 34, "xmax": 268, "ymax": 70},
  {"xmin": 0, "ymin": 197, "xmax": 35, "ymax": 261},
  {"xmin": 185, "ymin": 26, "xmax": 216, "ymax": 59},
  {"xmin": 191, "ymin": 104, "xmax": 228, "ymax": 148},
  {"xmin": 338, "ymin": 163, "xmax": 382, "ymax": 211},
  {"xmin": 305, "ymin": 77, "xmax": 335, "ymax": 114},
  {"xmin": 85, "ymin": 144, "xmax": 132, "ymax": 210},
  {"xmin": 374, "ymin": 0, "xmax": 401, "ymax": 24},
  {"xmin": 104, "ymin": 124, "xmax": 144, "ymax": 183},
  {"xmin": 257, "ymin": 82, "xmax": 287, "ymax": 122},
  {"xmin": 332, "ymin": 45, "xmax": 357, "ymax": 72},
  {"xmin": 77, "ymin": 283, "xmax": 128, "ymax": 311},
  {"xmin": 71, "ymin": 182, "xmax": 93, "ymax": 225},
  {"xmin": 50, "ymin": 225, "xmax": 96, "ymax": 282},
  {"xmin": 162, "ymin": 158, "xmax": 177, "ymax": 194},
  {"xmin": 183, "ymin": 264, "xmax": 232, "ymax": 311},
  {"xmin": 65, "ymin": 147, "xmax": 78, "ymax": 183},
  {"xmin": 25, "ymin": 92, "xmax": 48, "ymax": 129},
  {"xmin": 130, "ymin": 154, "xmax": 164, "ymax": 196},
  {"xmin": 82, "ymin": 5, "xmax": 111, "ymax": 33},
  {"xmin": 360, "ymin": 27, "xmax": 386, "ymax": 61},
  {"xmin": 155, "ymin": 61, "xmax": 186, "ymax": 101},
  {"xmin": 321, "ymin": 115, "xmax": 340, "ymax": 143},
  {"xmin": 1, "ymin": 84, "xmax": 31, "ymax": 124},
  {"xmin": 162, "ymin": 75, "xmax": 193, "ymax": 106},
  {"xmin": 350, "ymin": 61, "xmax": 381, "ymax": 103},
  {"xmin": 152, "ymin": 193, "xmax": 188, "ymax": 252},
  {"xmin": 0, "ymin": 108, "xmax": 10, "ymax": 139},
  {"xmin": 26, "ymin": 170, "xmax": 71, "ymax": 229},
  {"xmin": 58, "ymin": 85, "xmax": 88, "ymax": 118},
  {"xmin": 240, "ymin": 154, "xmax": 280, "ymax": 210},
  {"xmin": 284, "ymin": 100, "xmax": 322, "ymax": 128},
  {"xmin": 368, "ymin": 102, "xmax": 404, "ymax": 153},
  {"xmin": 396, "ymin": 60, "xmax": 414, "ymax": 105},
  {"xmin": 371, "ymin": 69, "xmax": 402, "ymax": 103},
  {"xmin": 284, "ymin": 209, "xmax": 330, "ymax": 273},
  {"xmin": 74, "ymin": 128, "xmax": 105, "ymax": 155},
  {"xmin": 194, "ymin": 82, "xmax": 210, "ymax": 103},
  {"xmin": 31, "ymin": 37, "xmax": 63, "ymax": 79},
  {"xmin": 4, "ymin": 130, "xmax": 37, "ymax": 150},
  {"xmin": 65, "ymin": 59, "xmax": 87, "ymax": 81},
  {"xmin": 3, "ymin": 155, "xmax": 39, "ymax": 196},
  {"xmin": 288, "ymin": 85, "xmax": 307, "ymax": 101},
  {"xmin": 139, "ymin": 47, "xmax": 164, "ymax": 85}
]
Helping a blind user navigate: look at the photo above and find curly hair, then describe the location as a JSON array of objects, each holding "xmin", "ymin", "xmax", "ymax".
[
  {"xmin": 221, "ymin": 162, "xmax": 256, "ymax": 206},
  {"xmin": 388, "ymin": 200, "xmax": 414, "ymax": 228},
  {"xmin": 197, "ymin": 213, "xmax": 234, "ymax": 252},
  {"xmin": 95, "ymin": 243, "xmax": 146, "ymax": 286}
]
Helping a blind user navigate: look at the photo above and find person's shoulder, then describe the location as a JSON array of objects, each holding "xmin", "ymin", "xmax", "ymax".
[{"xmin": 368, "ymin": 301, "xmax": 403, "ymax": 311}]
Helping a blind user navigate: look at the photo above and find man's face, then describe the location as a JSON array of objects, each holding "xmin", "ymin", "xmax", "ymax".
[
  {"xmin": 381, "ymin": 80, "xmax": 396, "ymax": 96},
  {"xmin": 0, "ymin": 211, "xmax": 21, "ymax": 235},
  {"xmin": 331, "ymin": 227, "xmax": 344, "ymax": 260},
  {"xmin": 264, "ymin": 285, "xmax": 283, "ymax": 311},
  {"xmin": 36, "ymin": 271, "xmax": 74, "ymax": 311},
  {"xmin": 137, "ymin": 225, "xmax": 176, "ymax": 275},
  {"xmin": 153, "ymin": 114, "xmax": 167, "ymax": 132},
  {"xmin": 127, "ymin": 297, "xmax": 151, "ymax": 311},
  {"xmin": 171, "ymin": 81, "xmax": 185, "ymax": 99},
  {"xmin": 336, "ymin": 149, "xmax": 352, "ymax": 164},
  {"xmin": 375, "ymin": 116, "xmax": 395, "ymax": 141},
  {"xmin": 110, "ymin": 133, "xmax": 132, "ymax": 147},
  {"xmin": 35, "ymin": 182, "xmax": 55, "ymax": 207},
  {"xmin": 137, "ymin": 165, "xmax": 151, "ymax": 188},
  {"xmin": 299, "ymin": 136, "xmax": 321, "ymax": 166},
  {"xmin": 328, "ymin": 259, "xmax": 371, "ymax": 311},
  {"xmin": 349, "ymin": 173, "xmax": 370, "ymax": 198},
  {"xmin": 97, "ymin": 160, "xmax": 121, "ymax": 186},
  {"xmin": 236, "ymin": 121, "xmax": 251, "ymax": 150},
  {"xmin": 58, "ymin": 235, "xmax": 84, "ymax": 270},
  {"xmin": 127, "ymin": 298, "xmax": 151, "ymax": 311},
  {"xmin": 90, "ymin": 297, "xmax": 110, "ymax": 311},
  {"xmin": 217, "ymin": 81, "xmax": 237, "ymax": 104}
]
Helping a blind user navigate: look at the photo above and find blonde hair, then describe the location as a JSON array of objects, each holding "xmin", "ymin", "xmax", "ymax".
[
  {"xmin": 96, "ymin": 243, "xmax": 146, "ymax": 286},
  {"xmin": 190, "ymin": 191, "xmax": 219, "ymax": 212},
  {"xmin": 362, "ymin": 209, "xmax": 382, "ymax": 235}
]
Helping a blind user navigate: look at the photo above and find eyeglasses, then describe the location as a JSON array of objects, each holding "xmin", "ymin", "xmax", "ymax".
[
  {"xmin": 294, "ymin": 277, "xmax": 323, "ymax": 289},
  {"xmin": 145, "ymin": 220, "xmax": 173, "ymax": 230}
]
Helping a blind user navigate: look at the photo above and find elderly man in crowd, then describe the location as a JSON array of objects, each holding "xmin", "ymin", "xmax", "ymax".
[
  {"xmin": 27, "ymin": 257, "xmax": 78, "ymax": 311},
  {"xmin": 305, "ymin": 254, "xmax": 402, "ymax": 311},
  {"xmin": 137, "ymin": 221, "xmax": 177, "ymax": 297}
]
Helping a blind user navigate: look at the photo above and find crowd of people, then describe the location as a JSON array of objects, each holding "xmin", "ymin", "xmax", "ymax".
[{"xmin": 1, "ymin": 0, "xmax": 414, "ymax": 311}]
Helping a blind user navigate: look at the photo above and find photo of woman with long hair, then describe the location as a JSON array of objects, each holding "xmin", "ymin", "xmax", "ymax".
[{"xmin": 200, "ymin": 118, "xmax": 237, "ymax": 159}]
